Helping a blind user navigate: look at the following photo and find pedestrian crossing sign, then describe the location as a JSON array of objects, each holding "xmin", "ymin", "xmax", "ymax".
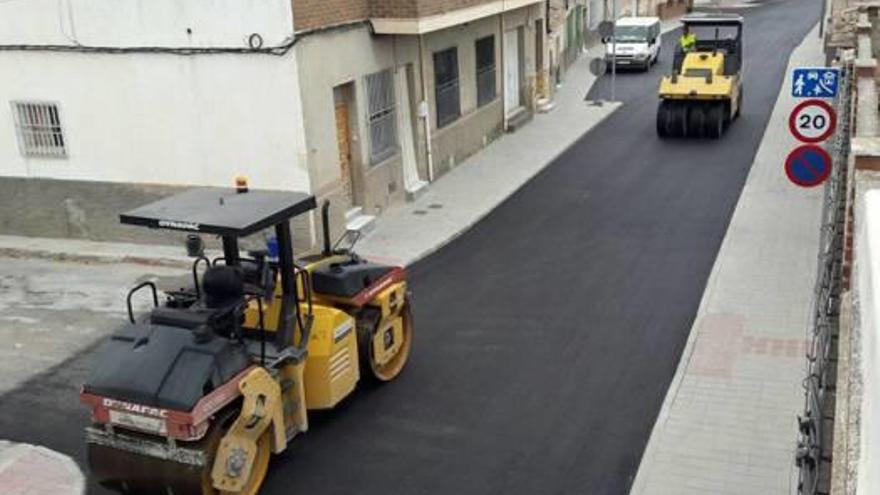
[{"xmin": 792, "ymin": 68, "xmax": 840, "ymax": 98}]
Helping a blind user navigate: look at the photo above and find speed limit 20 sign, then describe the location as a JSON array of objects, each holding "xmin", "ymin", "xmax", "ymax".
[{"xmin": 789, "ymin": 99, "xmax": 837, "ymax": 143}]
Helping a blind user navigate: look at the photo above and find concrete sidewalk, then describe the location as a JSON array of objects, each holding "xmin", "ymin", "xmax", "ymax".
[
  {"xmin": 358, "ymin": 19, "xmax": 682, "ymax": 266},
  {"xmin": 0, "ymin": 442, "xmax": 84, "ymax": 495},
  {"xmin": 340, "ymin": 46, "xmax": 620, "ymax": 266},
  {"xmin": 0, "ymin": 234, "xmax": 199, "ymax": 268},
  {"xmin": 630, "ymin": 24, "xmax": 825, "ymax": 495}
]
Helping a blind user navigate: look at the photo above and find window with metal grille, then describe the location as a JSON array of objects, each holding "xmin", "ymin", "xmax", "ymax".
[
  {"xmin": 475, "ymin": 36, "xmax": 497, "ymax": 107},
  {"xmin": 12, "ymin": 102, "xmax": 66, "ymax": 158},
  {"xmin": 365, "ymin": 69, "xmax": 398, "ymax": 165},
  {"xmin": 433, "ymin": 47, "xmax": 460, "ymax": 128}
]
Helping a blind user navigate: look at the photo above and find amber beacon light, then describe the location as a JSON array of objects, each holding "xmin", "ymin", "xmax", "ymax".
[{"xmin": 235, "ymin": 175, "xmax": 249, "ymax": 193}]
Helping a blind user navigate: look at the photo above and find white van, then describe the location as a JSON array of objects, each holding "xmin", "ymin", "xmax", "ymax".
[{"xmin": 605, "ymin": 17, "xmax": 662, "ymax": 71}]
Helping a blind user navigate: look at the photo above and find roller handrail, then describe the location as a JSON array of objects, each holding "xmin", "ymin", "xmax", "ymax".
[{"xmin": 126, "ymin": 281, "xmax": 159, "ymax": 324}]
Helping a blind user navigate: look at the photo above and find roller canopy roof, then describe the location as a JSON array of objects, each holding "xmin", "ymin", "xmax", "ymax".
[
  {"xmin": 682, "ymin": 13, "xmax": 744, "ymax": 25},
  {"xmin": 120, "ymin": 188, "xmax": 317, "ymax": 237}
]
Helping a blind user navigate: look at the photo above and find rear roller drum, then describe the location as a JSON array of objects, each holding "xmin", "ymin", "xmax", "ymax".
[
  {"xmin": 89, "ymin": 436, "xmax": 212, "ymax": 494},
  {"xmin": 88, "ymin": 413, "xmax": 271, "ymax": 495}
]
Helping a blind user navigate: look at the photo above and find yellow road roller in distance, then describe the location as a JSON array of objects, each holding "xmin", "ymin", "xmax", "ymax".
[{"xmin": 657, "ymin": 13, "xmax": 744, "ymax": 139}]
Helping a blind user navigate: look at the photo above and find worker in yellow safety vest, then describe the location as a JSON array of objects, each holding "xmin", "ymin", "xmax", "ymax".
[{"xmin": 679, "ymin": 26, "xmax": 696, "ymax": 52}]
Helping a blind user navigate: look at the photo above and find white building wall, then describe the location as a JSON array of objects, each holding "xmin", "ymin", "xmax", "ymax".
[
  {"xmin": 856, "ymin": 189, "xmax": 880, "ymax": 495},
  {"xmin": 0, "ymin": 0, "xmax": 309, "ymax": 191}
]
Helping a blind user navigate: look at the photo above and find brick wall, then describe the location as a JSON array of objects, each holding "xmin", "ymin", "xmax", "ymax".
[
  {"xmin": 370, "ymin": 0, "xmax": 496, "ymax": 20},
  {"xmin": 294, "ymin": 0, "xmax": 500, "ymax": 31},
  {"xmin": 370, "ymin": 0, "xmax": 419, "ymax": 18},
  {"xmin": 294, "ymin": 0, "xmax": 507, "ymax": 31},
  {"xmin": 415, "ymin": 0, "xmax": 492, "ymax": 17},
  {"xmin": 293, "ymin": 0, "xmax": 370, "ymax": 32}
]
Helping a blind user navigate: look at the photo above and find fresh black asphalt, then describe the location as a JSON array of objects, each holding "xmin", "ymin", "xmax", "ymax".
[{"xmin": 0, "ymin": 1, "xmax": 820, "ymax": 493}]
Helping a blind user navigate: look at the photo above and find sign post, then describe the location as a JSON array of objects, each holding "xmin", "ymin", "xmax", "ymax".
[{"xmin": 598, "ymin": 20, "xmax": 616, "ymax": 102}]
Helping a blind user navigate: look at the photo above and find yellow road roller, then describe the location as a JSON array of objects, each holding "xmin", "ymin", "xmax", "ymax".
[
  {"xmin": 80, "ymin": 183, "xmax": 413, "ymax": 494},
  {"xmin": 657, "ymin": 13, "xmax": 744, "ymax": 138}
]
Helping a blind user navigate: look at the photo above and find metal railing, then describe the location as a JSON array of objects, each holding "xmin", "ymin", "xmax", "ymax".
[{"xmin": 796, "ymin": 64, "xmax": 852, "ymax": 495}]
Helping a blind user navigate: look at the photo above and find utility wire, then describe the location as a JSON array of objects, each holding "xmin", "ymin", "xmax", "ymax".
[
  {"xmin": 3, "ymin": 0, "xmax": 296, "ymax": 55},
  {"xmin": 0, "ymin": 36, "xmax": 297, "ymax": 56}
]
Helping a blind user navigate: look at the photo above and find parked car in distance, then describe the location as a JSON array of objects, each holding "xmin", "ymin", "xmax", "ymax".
[{"xmin": 605, "ymin": 17, "xmax": 662, "ymax": 71}]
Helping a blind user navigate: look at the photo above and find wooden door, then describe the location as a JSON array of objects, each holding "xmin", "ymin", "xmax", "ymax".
[{"xmin": 333, "ymin": 86, "xmax": 354, "ymax": 209}]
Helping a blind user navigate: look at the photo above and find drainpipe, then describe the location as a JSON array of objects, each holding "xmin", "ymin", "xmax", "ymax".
[
  {"xmin": 418, "ymin": 34, "xmax": 435, "ymax": 182},
  {"xmin": 500, "ymin": 10, "xmax": 507, "ymax": 130}
]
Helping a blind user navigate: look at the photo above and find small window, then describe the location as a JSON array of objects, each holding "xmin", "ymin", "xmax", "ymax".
[
  {"xmin": 475, "ymin": 36, "xmax": 496, "ymax": 107},
  {"xmin": 12, "ymin": 102, "xmax": 66, "ymax": 158},
  {"xmin": 365, "ymin": 69, "xmax": 398, "ymax": 165},
  {"xmin": 433, "ymin": 47, "xmax": 460, "ymax": 128}
]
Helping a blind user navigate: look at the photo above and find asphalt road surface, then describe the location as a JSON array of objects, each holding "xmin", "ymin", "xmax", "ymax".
[{"xmin": 0, "ymin": 1, "xmax": 820, "ymax": 494}]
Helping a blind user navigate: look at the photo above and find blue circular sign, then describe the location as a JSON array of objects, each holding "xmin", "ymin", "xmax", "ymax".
[{"xmin": 785, "ymin": 145, "xmax": 832, "ymax": 188}]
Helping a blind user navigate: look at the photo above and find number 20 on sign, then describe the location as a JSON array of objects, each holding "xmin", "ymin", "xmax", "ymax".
[{"xmin": 788, "ymin": 99, "xmax": 836, "ymax": 144}]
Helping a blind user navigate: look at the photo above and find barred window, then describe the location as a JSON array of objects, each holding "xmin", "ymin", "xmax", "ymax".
[
  {"xmin": 433, "ymin": 47, "xmax": 460, "ymax": 128},
  {"xmin": 12, "ymin": 102, "xmax": 66, "ymax": 158},
  {"xmin": 365, "ymin": 69, "xmax": 398, "ymax": 165},
  {"xmin": 475, "ymin": 36, "xmax": 496, "ymax": 107}
]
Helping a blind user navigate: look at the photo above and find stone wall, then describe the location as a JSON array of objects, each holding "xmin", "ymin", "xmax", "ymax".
[{"xmin": 0, "ymin": 177, "xmax": 316, "ymax": 253}]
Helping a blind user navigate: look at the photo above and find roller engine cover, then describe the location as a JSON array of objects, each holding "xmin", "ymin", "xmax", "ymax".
[{"xmin": 83, "ymin": 323, "xmax": 250, "ymax": 412}]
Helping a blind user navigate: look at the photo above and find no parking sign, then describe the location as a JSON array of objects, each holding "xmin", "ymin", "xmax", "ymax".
[{"xmin": 785, "ymin": 145, "xmax": 832, "ymax": 188}]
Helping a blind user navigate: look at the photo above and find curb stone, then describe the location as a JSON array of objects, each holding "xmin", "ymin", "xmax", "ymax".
[{"xmin": 0, "ymin": 441, "xmax": 85, "ymax": 495}]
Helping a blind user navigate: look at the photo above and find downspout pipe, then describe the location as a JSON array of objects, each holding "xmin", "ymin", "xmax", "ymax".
[{"xmin": 418, "ymin": 34, "xmax": 435, "ymax": 182}]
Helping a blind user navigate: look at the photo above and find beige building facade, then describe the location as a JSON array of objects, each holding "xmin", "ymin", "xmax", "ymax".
[{"xmin": 293, "ymin": 0, "xmax": 547, "ymax": 236}]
